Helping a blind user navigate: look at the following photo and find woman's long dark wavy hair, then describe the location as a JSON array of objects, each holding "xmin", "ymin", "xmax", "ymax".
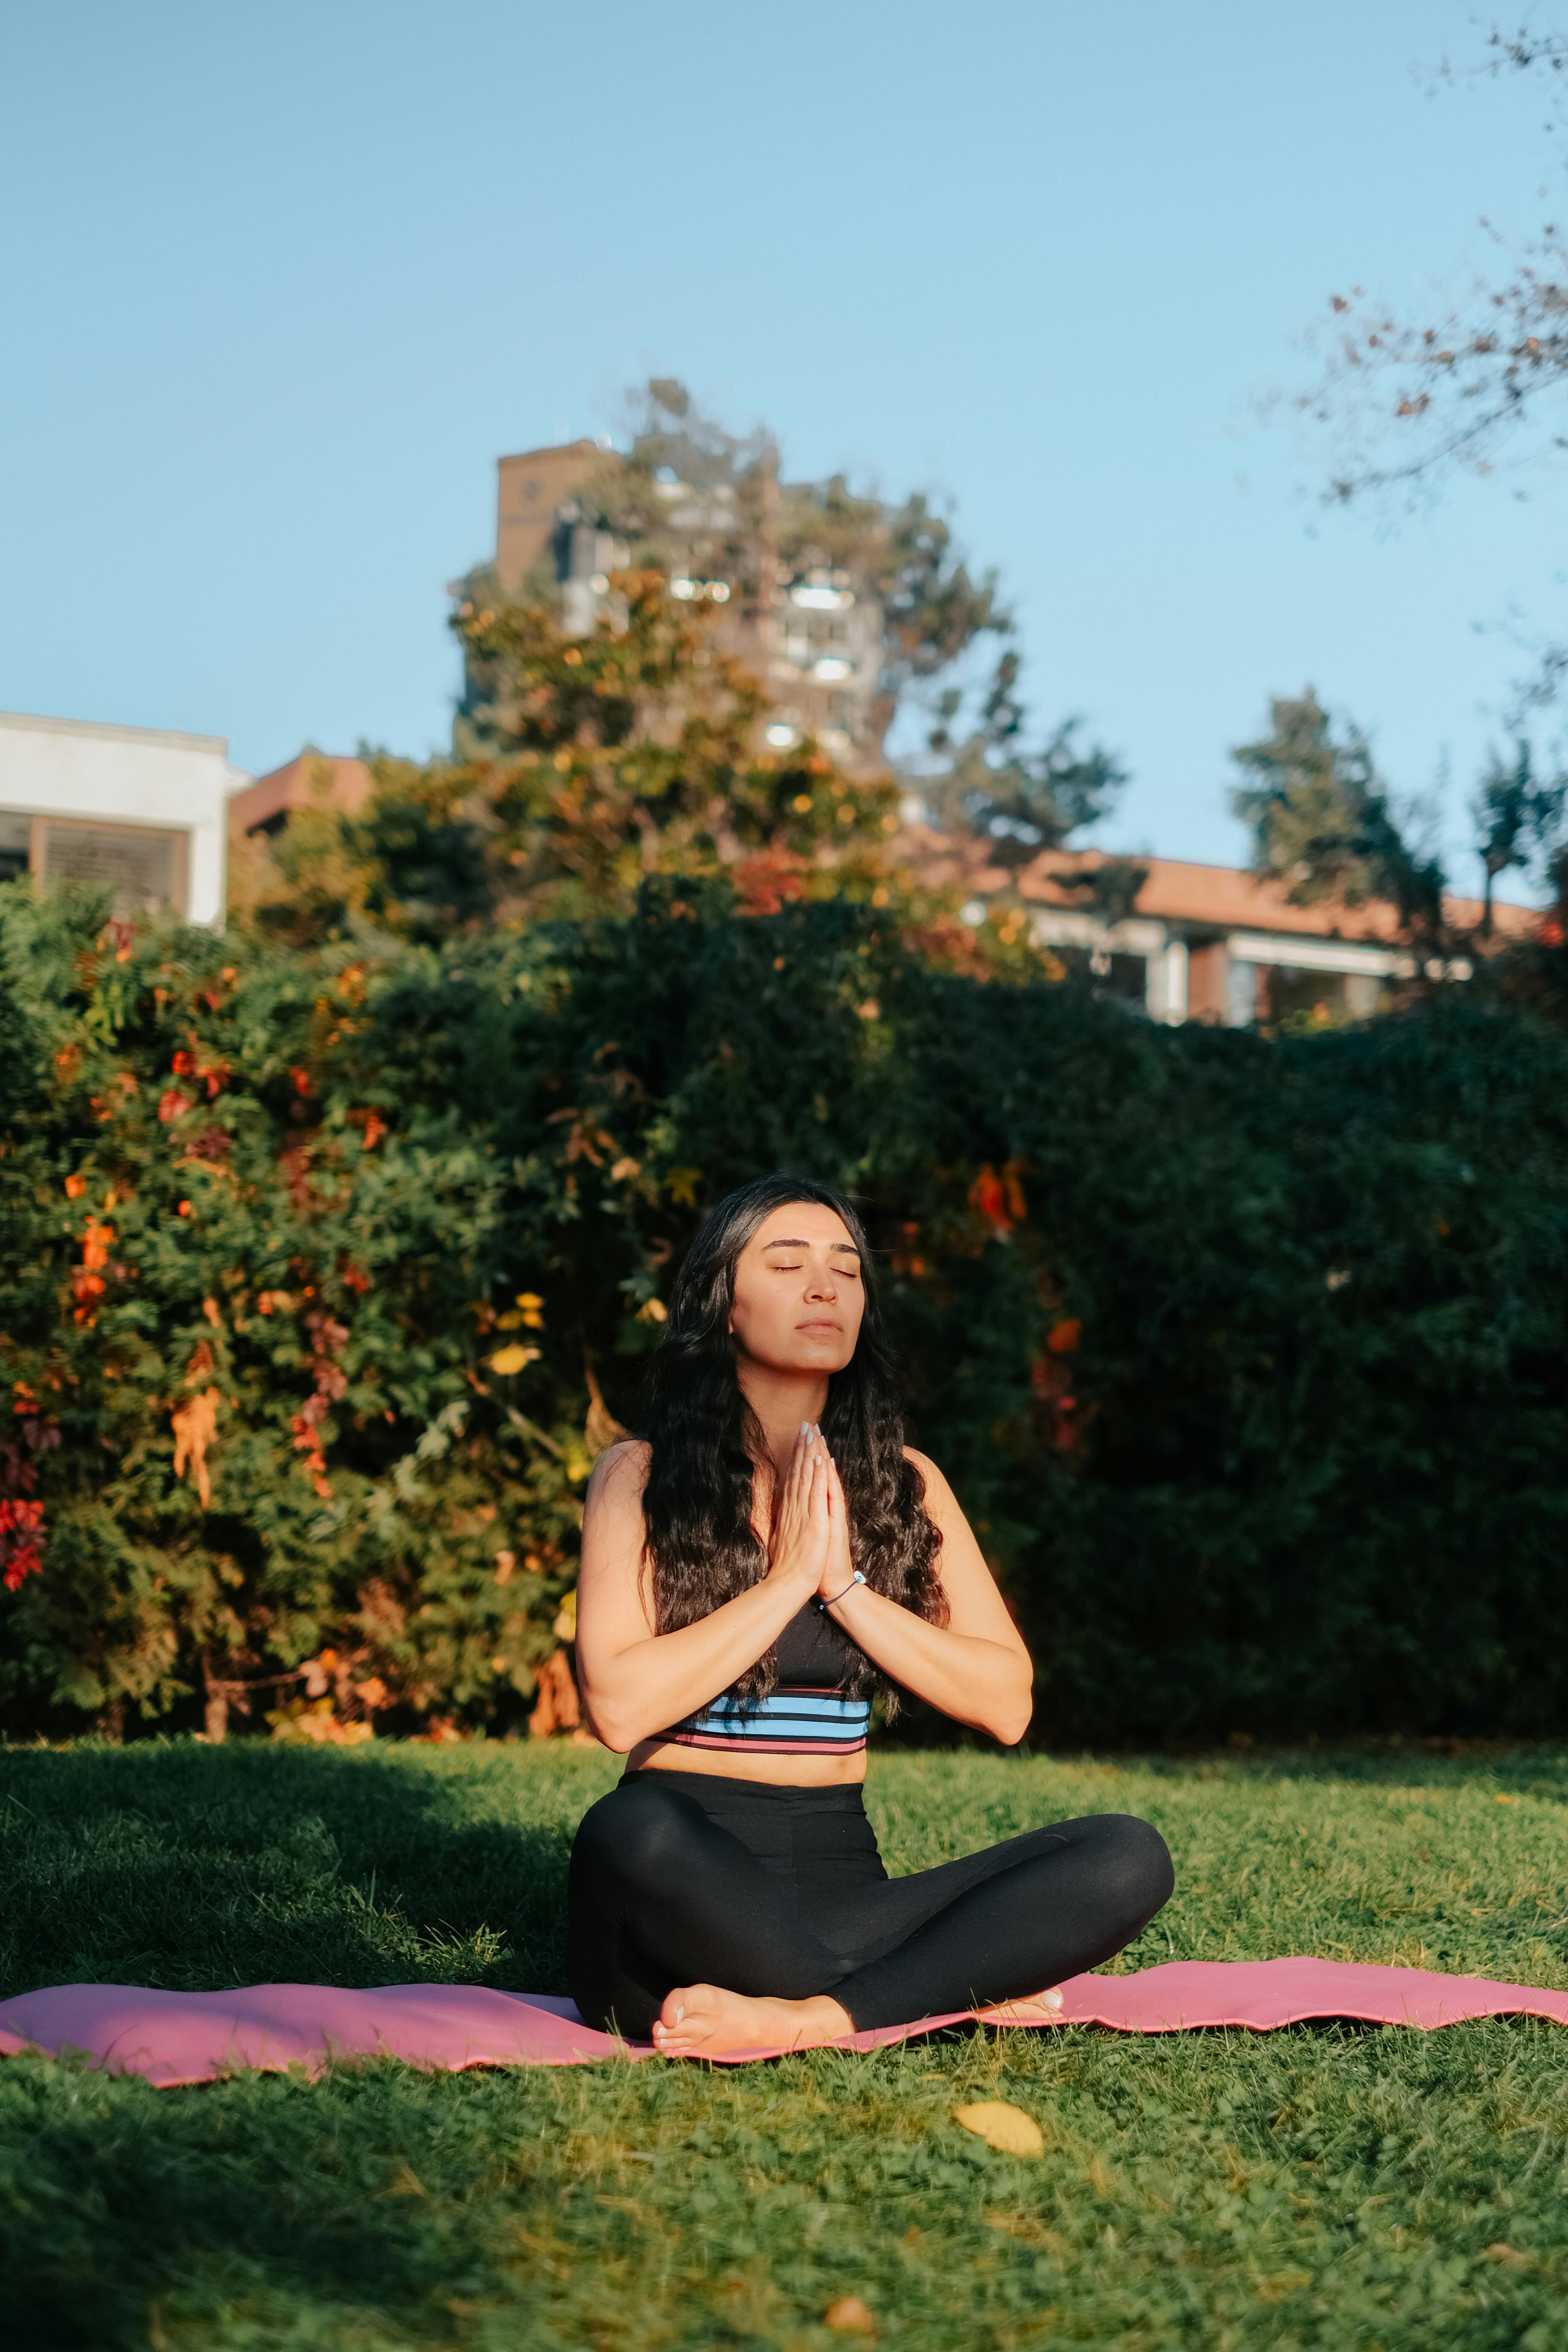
[{"xmin": 639, "ymin": 1173, "xmax": 946, "ymax": 1709}]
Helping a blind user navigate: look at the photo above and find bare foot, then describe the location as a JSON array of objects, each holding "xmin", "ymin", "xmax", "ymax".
[
  {"xmin": 971, "ymin": 1989, "xmax": 1064, "ymax": 2027},
  {"xmin": 651, "ymin": 1983, "xmax": 855, "ymax": 2059}
]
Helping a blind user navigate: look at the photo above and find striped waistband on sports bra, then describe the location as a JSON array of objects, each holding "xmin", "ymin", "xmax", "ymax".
[{"xmin": 663, "ymin": 1686, "xmax": 871, "ymax": 1757}]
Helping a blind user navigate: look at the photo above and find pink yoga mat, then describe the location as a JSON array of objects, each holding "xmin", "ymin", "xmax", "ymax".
[{"xmin": 4, "ymin": 1958, "xmax": 1568, "ymax": 2087}]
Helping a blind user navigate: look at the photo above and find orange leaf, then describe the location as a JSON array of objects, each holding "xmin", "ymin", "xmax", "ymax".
[
  {"xmin": 824, "ymin": 2299, "xmax": 877, "ymax": 2334},
  {"xmin": 171, "ymin": 1387, "xmax": 221, "ymax": 1508}
]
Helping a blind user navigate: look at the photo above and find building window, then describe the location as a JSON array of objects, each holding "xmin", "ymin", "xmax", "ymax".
[
  {"xmin": 0, "ymin": 812, "xmax": 28, "ymax": 887},
  {"xmin": 36, "ymin": 818, "xmax": 185, "ymax": 916},
  {"xmin": 1227, "ymin": 958, "xmax": 1259, "ymax": 1026},
  {"xmin": 1058, "ymin": 944, "xmax": 1149, "ymax": 1006}
]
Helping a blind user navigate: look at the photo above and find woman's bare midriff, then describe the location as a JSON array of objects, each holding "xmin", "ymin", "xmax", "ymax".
[{"xmin": 626, "ymin": 1735, "xmax": 868, "ymax": 1787}]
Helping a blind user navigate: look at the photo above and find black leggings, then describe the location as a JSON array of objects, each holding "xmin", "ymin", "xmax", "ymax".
[{"xmin": 567, "ymin": 1770, "xmax": 1174, "ymax": 2038}]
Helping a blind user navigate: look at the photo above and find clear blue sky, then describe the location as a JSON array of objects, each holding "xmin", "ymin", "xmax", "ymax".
[{"xmin": 4, "ymin": 1, "xmax": 1564, "ymax": 895}]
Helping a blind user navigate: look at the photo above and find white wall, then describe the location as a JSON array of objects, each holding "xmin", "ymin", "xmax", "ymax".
[{"xmin": 0, "ymin": 710, "xmax": 249, "ymax": 927}]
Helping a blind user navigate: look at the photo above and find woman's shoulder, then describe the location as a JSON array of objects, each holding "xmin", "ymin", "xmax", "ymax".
[
  {"xmin": 902, "ymin": 1445, "xmax": 961, "ymax": 1517},
  {"xmin": 585, "ymin": 1438, "xmax": 652, "ymax": 1505}
]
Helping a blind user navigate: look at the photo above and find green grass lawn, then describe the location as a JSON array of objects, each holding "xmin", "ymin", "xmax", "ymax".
[{"xmin": 6, "ymin": 1740, "xmax": 1568, "ymax": 2351}]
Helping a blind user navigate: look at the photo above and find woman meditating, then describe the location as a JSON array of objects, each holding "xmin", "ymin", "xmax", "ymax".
[{"xmin": 569, "ymin": 1173, "xmax": 1173, "ymax": 2057}]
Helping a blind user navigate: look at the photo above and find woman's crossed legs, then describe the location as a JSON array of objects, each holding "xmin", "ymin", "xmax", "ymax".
[{"xmin": 567, "ymin": 1773, "xmax": 1173, "ymax": 2057}]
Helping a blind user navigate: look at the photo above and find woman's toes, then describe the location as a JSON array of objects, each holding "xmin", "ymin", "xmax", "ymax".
[
  {"xmin": 973, "ymin": 1988, "xmax": 1064, "ymax": 2026},
  {"xmin": 654, "ymin": 1984, "xmax": 721, "ymax": 2051}
]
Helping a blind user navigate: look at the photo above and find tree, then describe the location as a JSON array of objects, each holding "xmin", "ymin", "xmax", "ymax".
[
  {"xmin": 1294, "ymin": 29, "xmax": 1568, "ymax": 505},
  {"xmin": 237, "ymin": 573, "xmax": 906, "ymax": 940},
  {"xmin": 920, "ymin": 646, "xmax": 1129, "ymax": 871},
  {"xmin": 1230, "ymin": 689, "xmax": 1446, "ymax": 939},
  {"xmin": 470, "ymin": 378, "xmax": 1012, "ymax": 759},
  {"xmin": 1471, "ymin": 738, "xmax": 1566, "ymax": 934},
  {"xmin": 1282, "ymin": 28, "xmax": 1568, "ymax": 920}
]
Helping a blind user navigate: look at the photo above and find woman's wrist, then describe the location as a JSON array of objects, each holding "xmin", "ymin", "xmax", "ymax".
[{"xmin": 765, "ymin": 1557, "xmax": 823, "ymax": 1604}]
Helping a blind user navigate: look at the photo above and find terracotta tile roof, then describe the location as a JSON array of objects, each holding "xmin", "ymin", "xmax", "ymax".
[
  {"xmin": 894, "ymin": 828, "xmax": 1544, "ymax": 946},
  {"xmin": 229, "ymin": 752, "xmax": 375, "ymax": 834}
]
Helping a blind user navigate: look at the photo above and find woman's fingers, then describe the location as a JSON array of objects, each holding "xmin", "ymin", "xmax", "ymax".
[
  {"xmin": 775, "ymin": 1424, "xmax": 808, "ymax": 1538},
  {"xmin": 790, "ymin": 1420, "xmax": 818, "ymax": 1502},
  {"xmin": 807, "ymin": 1442, "xmax": 830, "ymax": 1521},
  {"xmin": 768, "ymin": 1425, "xmax": 832, "ymax": 1587},
  {"xmin": 818, "ymin": 1445, "xmax": 855, "ymax": 1593}
]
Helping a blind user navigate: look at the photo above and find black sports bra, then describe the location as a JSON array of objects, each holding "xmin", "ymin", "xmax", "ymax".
[{"xmin": 659, "ymin": 1602, "xmax": 871, "ymax": 1756}]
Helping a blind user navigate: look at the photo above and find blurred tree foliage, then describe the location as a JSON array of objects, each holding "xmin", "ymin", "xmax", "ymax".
[
  {"xmin": 535, "ymin": 378, "xmax": 1014, "ymax": 750},
  {"xmin": 3, "ymin": 872, "xmax": 1567, "ymax": 1746},
  {"xmin": 921, "ymin": 644, "xmax": 1133, "ymax": 899},
  {"xmin": 1472, "ymin": 740, "xmax": 1566, "ymax": 938},
  {"xmin": 1231, "ymin": 689, "xmax": 1449, "ymax": 940},
  {"xmin": 239, "ymin": 572, "xmax": 913, "ymax": 943}
]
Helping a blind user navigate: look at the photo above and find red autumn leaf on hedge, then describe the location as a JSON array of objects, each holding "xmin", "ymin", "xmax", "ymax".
[
  {"xmin": 970, "ymin": 1164, "xmax": 1010, "ymax": 1233},
  {"xmin": 172, "ymin": 1050, "xmax": 196, "ymax": 1076},
  {"xmin": 158, "ymin": 1089, "xmax": 190, "ymax": 1124},
  {"xmin": 0, "ymin": 1497, "xmax": 45, "ymax": 1591},
  {"xmin": 72, "ymin": 1217, "xmax": 116, "ymax": 1325}
]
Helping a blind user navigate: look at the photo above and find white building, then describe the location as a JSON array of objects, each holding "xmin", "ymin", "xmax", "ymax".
[{"xmin": 0, "ymin": 711, "xmax": 248, "ymax": 929}]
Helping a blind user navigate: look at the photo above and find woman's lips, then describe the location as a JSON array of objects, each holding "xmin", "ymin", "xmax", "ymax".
[{"xmin": 798, "ymin": 1319, "xmax": 842, "ymax": 1332}]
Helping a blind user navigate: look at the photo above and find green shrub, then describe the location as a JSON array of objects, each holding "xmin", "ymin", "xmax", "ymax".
[{"xmin": 3, "ymin": 877, "xmax": 1566, "ymax": 1743}]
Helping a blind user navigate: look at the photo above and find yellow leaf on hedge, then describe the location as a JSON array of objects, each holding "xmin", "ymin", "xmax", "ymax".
[
  {"xmin": 172, "ymin": 1387, "xmax": 221, "ymax": 1508},
  {"xmin": 952, "ymin": 2101, "xmax": 1044, "ymax": 2158},
  {"xmin": 489, "ymin": 1344, "xmax": 540, "ymax": 1376}
]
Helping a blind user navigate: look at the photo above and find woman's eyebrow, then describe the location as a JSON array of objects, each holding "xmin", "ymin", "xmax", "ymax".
[{"xmin": 761, "ymin": 1237, "xmax": 860, "ymax": 1254}]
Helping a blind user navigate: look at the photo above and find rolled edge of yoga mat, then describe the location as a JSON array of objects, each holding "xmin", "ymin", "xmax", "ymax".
[{"xmin": 5, "ymin": 1957, "xmax": 1568, "ymax": 2082}]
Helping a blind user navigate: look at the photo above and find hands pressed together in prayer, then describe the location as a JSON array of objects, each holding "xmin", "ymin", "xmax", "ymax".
[{"xmin": 763, "ymin": 1419, "xmax": 856, "ymax": 1606}]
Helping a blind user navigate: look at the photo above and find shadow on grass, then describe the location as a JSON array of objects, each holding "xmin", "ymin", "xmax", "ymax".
[
  {"xmin": 0, "ymin": 1738, "xmax": 619, "ymax": 2000},
  {"xmin": 1114, "ymin": 1740, "xmax": 1568, "ymax": 1805},
  {"xmin": 2, "ymin": 2053, "xmax": 515, "ymax": 2352}
]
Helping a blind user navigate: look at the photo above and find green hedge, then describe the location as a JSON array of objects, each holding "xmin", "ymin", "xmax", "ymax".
[{"xmin": 2, "ymin": 878, "xmax": 1566, "ymax": 1743}]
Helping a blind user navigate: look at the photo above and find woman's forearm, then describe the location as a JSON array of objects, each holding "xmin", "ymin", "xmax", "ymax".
[
  {"xmin": 825, "ymin": 1585, "xmax": 1033, "ymax": 1744},
  {"xmin": 580, "ymin": 1574, "xmax": 815, "ymax": 1751}
]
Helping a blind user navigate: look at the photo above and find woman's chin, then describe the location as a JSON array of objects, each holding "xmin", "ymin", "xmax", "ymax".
[{"xmin": 770, "ymin": 1343, "xmax": 857, "ymax": 1375}]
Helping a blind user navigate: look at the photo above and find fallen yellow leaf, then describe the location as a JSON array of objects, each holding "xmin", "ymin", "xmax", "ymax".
[
  {"xmin": 953, "ymin": 2100, "xmax": 1044, "ymax": 2158},
  {"xmin": 824, "ymin": 2297, "xmax": 876, "ymax": 2335},
  {"xmin": 384, "ymin": 2162, "xmax": 426, "ymax": 2197},
  {"xmin": 1255, "ymin": 2268, "xmax": 1313, "ymax": 2301}
]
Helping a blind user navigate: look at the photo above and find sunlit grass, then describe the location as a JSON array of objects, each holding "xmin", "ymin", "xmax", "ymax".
[{"xmin": 5, "ymin": 1738, "xmax": 1568, "ymax": 2348}]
